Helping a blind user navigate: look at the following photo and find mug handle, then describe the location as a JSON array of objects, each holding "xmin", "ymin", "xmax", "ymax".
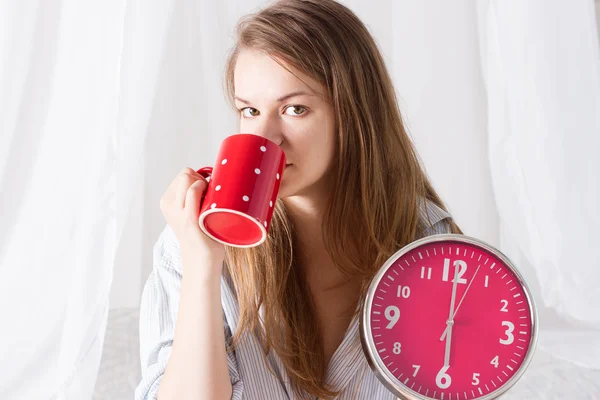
[
  {"xmin": 196, "ymin": 167, "xmax": 213, "ymax": 207},
  {"xmin": 196, "ymin": 166, "xmax": 213, "ymax": 180}
]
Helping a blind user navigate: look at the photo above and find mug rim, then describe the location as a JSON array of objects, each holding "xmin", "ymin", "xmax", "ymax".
[{"xmin": 199, "ymin": 207, "xmax": 268, "ymax": 248}]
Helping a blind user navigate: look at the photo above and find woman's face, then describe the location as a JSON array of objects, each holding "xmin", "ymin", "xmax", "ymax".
[{"xmin": 233, "ymin": 49, "xmax": 336, "ymax": 200}]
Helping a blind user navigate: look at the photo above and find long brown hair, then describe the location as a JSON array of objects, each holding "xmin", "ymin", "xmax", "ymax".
[{"xmin": 222, "ymin": 1, "xmax": 462, "ymax": 398}]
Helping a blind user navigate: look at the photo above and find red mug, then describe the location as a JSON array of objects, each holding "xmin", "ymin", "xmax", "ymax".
[{"xmin": 196, "ymin": 134, "xmax": 286, "ymax": 247}]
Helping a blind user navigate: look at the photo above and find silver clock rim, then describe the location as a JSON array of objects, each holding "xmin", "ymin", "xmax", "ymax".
[{"xmin": 359, "ymin": 233, "xmax": 539, "ymax": 400}]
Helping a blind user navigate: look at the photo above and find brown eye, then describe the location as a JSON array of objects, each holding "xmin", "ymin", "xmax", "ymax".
[
  {"xmin": 241, "ymin": 107, "xmax": 259, "ymax": 117},
  {"xmin": 284, "ymin": 105, "xmax": 306, "ymax": 116}
]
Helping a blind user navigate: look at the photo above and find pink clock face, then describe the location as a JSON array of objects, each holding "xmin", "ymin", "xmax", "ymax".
[{"xmin": 361, "ymin": 236, "xmax": 536, "ymax": 400}]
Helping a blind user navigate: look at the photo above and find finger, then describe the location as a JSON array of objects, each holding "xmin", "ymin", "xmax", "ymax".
[
  {"xmin": 174, "ymin": 172, "xmax": 196, "ymax": 208},
  {"xmin": 184, "ymin": 178, "xmax": 208, "ymax": 221}
]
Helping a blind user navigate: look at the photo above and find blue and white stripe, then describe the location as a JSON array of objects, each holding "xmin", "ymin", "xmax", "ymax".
[{"xmin": 135, "ymin": 200, "xmax": 452, "ymax": 400}]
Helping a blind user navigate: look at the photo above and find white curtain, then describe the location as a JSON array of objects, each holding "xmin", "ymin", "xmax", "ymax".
[
  {"xmin": 476, "ymin": 0, "xmax": 600, "ymax": 368},
  {"xmin": 0, "ymin": 0, "xmax": 176, "ymax": 398}
]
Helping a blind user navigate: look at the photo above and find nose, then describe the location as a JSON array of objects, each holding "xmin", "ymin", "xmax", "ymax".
[{"xmin": 250, "ymin": 115, "xmax": 284, "ymax": 146}]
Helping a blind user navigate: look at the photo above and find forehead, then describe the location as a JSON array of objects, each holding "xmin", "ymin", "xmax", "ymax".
[{"xmin": 233, "ymin": 49, "xmax": 325, "ymax": 100}]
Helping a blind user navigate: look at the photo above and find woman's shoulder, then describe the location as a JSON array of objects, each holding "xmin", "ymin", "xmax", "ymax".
[
  {"xmin": 419, "ymin": 198, "xmax": 451, "ymax": 222},
  {"xmin": 419, "ymin": 198, "xmax": 453, "ymax": 236}
]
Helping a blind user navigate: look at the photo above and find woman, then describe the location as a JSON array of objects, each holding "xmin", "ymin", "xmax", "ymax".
[{"xmin": 136, "ymin": 0, "xmax": 462, "ymax": 399}]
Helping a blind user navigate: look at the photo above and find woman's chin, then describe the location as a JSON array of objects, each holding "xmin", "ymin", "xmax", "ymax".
[{"xmin": 276, "ymin": 184, "xmax": 293, "ymax": 200}]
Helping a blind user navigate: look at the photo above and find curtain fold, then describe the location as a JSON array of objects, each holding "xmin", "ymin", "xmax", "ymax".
[
  {"xmin": 0, "ymin": 0, "xmax": 175, "ymax": 398},
  {"xmin": 476, "ymin": 0, "xmax": 600, "ymax": 368}
]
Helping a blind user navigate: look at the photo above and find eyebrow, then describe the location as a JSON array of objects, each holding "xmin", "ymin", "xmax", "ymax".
[{"xmin": 234, "ymin": 90, "xmax": 314, "ymax": 105}]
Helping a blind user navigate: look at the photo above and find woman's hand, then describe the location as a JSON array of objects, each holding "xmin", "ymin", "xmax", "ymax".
[{"xmin": 159, "ymin": 167, "xmax": 225, "ymax": 276}]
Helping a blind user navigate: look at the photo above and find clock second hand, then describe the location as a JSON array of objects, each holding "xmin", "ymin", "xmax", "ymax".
[{"xmin": 440, "ymin": 263, "xmax": 482, "ymax": 341}]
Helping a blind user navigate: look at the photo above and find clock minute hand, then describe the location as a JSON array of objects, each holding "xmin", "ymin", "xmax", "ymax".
[
  {"xmin": 440, "ymin": 263, "xmax": 482, "ymax": 341},
  {"xmin": 443, "ymin": 263, "xmax": 460, "ymax": 367}
]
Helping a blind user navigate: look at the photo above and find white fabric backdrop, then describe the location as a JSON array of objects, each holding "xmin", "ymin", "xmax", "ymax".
[
  {"xmin": 0, "ymin": 0, "xmax": 175, "ymax": 398},
  {"xmin": 476, "ymin": 0, "xmax": 600, "ymax": 368},
  {"xmin": 0, "ymin": 0, "xmax": 598, "ymax": 399}
]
